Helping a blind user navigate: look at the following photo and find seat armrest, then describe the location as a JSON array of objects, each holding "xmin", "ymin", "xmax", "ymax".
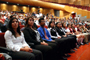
[
  {"xmin": 0, "ymin": 46, "xmax": 13, "ymax": 53},
  {"xmin": 28, "ymin": 43, "xmax": 34, "ymax": 47}
]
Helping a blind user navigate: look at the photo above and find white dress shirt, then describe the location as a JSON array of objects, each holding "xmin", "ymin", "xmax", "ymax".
[
  {"xmin": 4, "ymin": 30, "xmax": 30, "ymax": 52},
  {"xmin": 65, "ymin": 28, "xmax": 70, "ymax": 33}
]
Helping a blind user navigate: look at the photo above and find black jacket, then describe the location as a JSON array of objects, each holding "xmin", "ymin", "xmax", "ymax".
[
  {"xmin": 55, "ymin": 27, "xmax": 65, "ymax": 36},
  {"xmin": 23, "ymin": 27, "xmax": 43, "ymax": 45}
]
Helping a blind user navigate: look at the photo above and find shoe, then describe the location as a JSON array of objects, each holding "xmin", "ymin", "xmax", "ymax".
[
  {"xmin": 70, "ymin": 50, "xmax": 75, "ymax": 53},
  {"xmin": 74, "ymin": 48, "xmax": 77, "ymax": 51},
  {"xmin": 81, "ymin": 43, "xmax": 84, "ymax": 45},
  {"xmin": 85, "ymin": 42, "xmax": 89, "ymax": 44},
  {"xmin": 60, "ymin": 57, "xmax": 67, "ymax": 60},
  {"xmin": 64, "ymin": 54, "xmax": 71, "ymax": 57},
  {"xmin": 76, "ymin": 45, "xmax": 79, "ymax": 48}
]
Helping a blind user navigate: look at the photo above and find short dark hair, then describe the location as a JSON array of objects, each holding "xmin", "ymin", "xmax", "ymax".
[
  {"xmin": 10, "ymin": 15, "xmax": 16, "ymax": 19},
  {"xmin": 39, "ymin": 18, "xmax": 44, "ymax": 23}
]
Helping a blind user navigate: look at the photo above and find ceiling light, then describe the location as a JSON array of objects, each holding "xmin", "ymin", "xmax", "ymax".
[
  {"xmin": 17, "ymin": 4, "xmax": 19, "ymax": 5},
  {"xmin": 6, "ymin": 2, "xmax": 8, "ymax": 4}
]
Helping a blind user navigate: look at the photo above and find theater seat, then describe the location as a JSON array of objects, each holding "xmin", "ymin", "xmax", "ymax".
[
  {"xmin": 0, "ymin": 33, "xmax": 20, "ymax": 60},
  {"xmin": 0, "ymin": 19, "xmax": 5, "ymax": 22},
  {"xmin": 0, "ymin": 53, "xmax": 5, "ymax": 60},
  {"xmin": 20, "ymin": 25, "xmax": 25, "ymax": 29},
  {"xmin": 19, "ymin": 22, "xmax": 21, "ymax": 25},
  {"xmin": 0, "ymin": 33, "xmax": 6, "ymax": 47}
]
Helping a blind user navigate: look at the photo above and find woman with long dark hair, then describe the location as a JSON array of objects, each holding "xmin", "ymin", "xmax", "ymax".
[
  {"xmin": 23, "ymin": 17, "xmax": 57, "ymax": 60},
  {"xmin": 4, "ymin": 17, "xmax": 43, "ymax": 60},
  {"xmin": 55, "ymin": 22, "xmax": 77, "ymax": 52},
  {"xmin": 48, "ymin": 21, "xmax": 75, "ymax": 57}
]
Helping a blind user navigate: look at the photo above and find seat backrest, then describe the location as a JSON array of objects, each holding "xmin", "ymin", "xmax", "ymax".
[
  {"xmin": 0, "ymin": 19, "xmax": 5, "ymax": 22},
  {"xmin": 0, "ymin": 33, "xmax": 6, "ymax": 47},
  {"xmin": 20, "ymin": 25, "xmax": 25, "ymax": 29}
]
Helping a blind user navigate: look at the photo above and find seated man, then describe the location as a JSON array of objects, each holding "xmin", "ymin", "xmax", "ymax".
[{"xmin": 37, "ymin": 18, "xmax": 68, "ymax": 60}]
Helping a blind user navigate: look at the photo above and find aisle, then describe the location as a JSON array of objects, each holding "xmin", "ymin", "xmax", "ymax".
[{"xmin": 67, "ymin": 43, "xmax": 90, "ymax": 60}]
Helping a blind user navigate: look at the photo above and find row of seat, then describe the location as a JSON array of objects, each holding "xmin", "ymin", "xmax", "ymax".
[{"xmin": 60, "ymin": 3, "xmax": 90, "ymax": 11}]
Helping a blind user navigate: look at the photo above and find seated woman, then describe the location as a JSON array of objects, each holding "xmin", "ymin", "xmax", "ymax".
[
  {"xmin": 23, "ymin": 17, "xmax": 57, "ymax": 60},
  {"xmin": 79, "ymin": 25, "xmax": 90, "ymax": 44},
  {"xmin": 47, "ymin": 21, "xmax": 76, "ymax": 57},
  {"xmin": 55, "ymin": 22, "xmax": 77, "ymax": 50},
  {"xmin": 4, "ymin": 17, "xmax": 43, "ymax": 60},
  {"xmin": 71, "ymin": 24, "xmax": 84, "ymax": 45}
]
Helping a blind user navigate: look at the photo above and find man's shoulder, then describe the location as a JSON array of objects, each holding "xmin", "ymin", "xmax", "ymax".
[
  {"xmin": 37, "ymin": 27, "xmax": 41, "ymax": 30},
  {"xmin": 5, "ymin": 19, "xmax": 9, "ymax": 22}
]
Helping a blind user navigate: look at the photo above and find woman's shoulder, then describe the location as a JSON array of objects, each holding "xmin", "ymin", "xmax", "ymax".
[
  {"xmin": 5, "ymin": 30, "xmax": 12, "ymax": 34},
  {"xmin": 47, "ymin": 28, "xmax": 52, "ymax": 30},
  {"xmin": 4, "ymin": 30, "xmax": 12, "ymax": 37}
]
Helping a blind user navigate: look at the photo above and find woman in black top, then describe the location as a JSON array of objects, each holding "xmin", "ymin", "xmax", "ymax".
[
  {"xmin": 48, "ymin": 21, "xmax": 77, "ymax": 57},
  {"xmin": 23, "ymin": 17, "xmax": 57, "ymax": 60},
  {"xmin": 4, "ymin": 17, "xmax": 43, "ymax": 60},
  {"xmin": 56, "ymin": 22, "xmax": 77, "ymax": 51}
]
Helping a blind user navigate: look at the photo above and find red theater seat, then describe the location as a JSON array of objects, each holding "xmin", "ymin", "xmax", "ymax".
[
  {"xmin": 20, "ymin": 25, "xmax": 25, "ymax": 29},
  {"xmin": 0, "ymin": 33, "xmax": 20, "ymax": 60},
  {"xmin": 0, "ymin": 54, "xmax": 5, "ymax": 60},
  {"xmin": 0, "ymin": 19, "xmax": 5, "ymax": 22},
  {"xmin": 19, "ymin": 22, "xmax": 21, "ymax": 25},
  {"xmin": 0, "ymin": 33, "xmax": 6, "ymax": 47}
]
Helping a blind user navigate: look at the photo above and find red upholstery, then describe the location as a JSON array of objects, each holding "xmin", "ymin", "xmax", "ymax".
[
  {"xmin": 0, "ymin": 19, "xmax": 5, "ymax": 22},
  {"xmin": 0, "ymin": 33, "xmax": 6, "ymax": 47},
  {"xmin": 0, "ymin": 54, "xmax": 5, "ymax": 60},
  {"xmin": 20, "ymin": 25, "xmax": 25, "ymax": 29},
  {"xmin": 0, "ymin": 33, "xmax": 20, "ymax": 60},
  {"xmin": 19, "ymin": 22, "xmax": 21, "ymax": 25},
  {"xmin": 37, "ymin": 25, "xmax": 40, "ymax": 28}
]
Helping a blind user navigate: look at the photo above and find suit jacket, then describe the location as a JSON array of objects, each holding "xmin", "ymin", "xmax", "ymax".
[
  {"xmin": 55, "ymin": 27, "xmax": 65, "ymax": 36},
  {"xmin": 4, "ymin": 18, "xmax": 10, "ymax": 28},
  {"xmin": 37, "ymin": 26, "xmax": 52, "ymax": 41},
  {"xmin": 23, "ymin": 27, "xmax": 43, "ymax": 45}
]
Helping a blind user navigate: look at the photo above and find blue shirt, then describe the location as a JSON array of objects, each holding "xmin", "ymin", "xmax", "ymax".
[{"xmin": 37, "ymin": 26, "xmax": 52, "ymax": 41}]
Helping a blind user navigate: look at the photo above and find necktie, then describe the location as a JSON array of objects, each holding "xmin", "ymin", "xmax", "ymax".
[{"xmin": 43, "ymin": 28, "xmax": 49, "ymax": 39}]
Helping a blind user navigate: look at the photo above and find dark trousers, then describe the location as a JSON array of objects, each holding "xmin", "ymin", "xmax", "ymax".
[
  {"xmin": 32, "ymin": 43, "xmax": 57, "ymax": 60},
  {"xmin": 9, "ymin": 49, "xmax": 43, "ymax": 60},
  {"xmin": 67, "ymin": 35, "xmax": 77, "ymax": 49},
  {"xmin": 55, "ymin": 37, "xmax": 71, "ymax": 54}
]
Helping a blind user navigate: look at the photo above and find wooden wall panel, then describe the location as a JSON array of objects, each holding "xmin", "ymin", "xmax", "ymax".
[
  {"xmin": 0, "ymin": 3, "xmax": 8, "ymax": 11},
  {"xmin": 1, "ymin": 0, "xmax": 66, "ymax": 11}
]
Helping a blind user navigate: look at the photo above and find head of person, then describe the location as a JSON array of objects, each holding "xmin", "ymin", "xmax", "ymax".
[
  {"xmin": 39, "ymin": 18, "xmax": 45, "ymax": 27},
  {"xmin": 71, "ymin": 24, "xmax": 75, "ymax": 28},
  {"xmin": 48, "ymin": 21, "xmax": 55, "ymax": 28},
  {"xmin": 25, "ymin": 16, "xmax": 34, "ymax": 28},
  {"xmin": 7, "ymin": 14, "xmax": 10, "ymax": 19},
  {"xmin": 67, "ymin": 24, "xmax": 71, "ymax": 28},
  {"xmin": 10, "ymin": 15, "xmax": 16, "ymax": 19},
  {"xmin": 8, "ymin": 17, "xmax": 21, "ymax": 37},
  {"xmin": 62, "ymin": 23, "xmax": 66, "ymax": 28},
  {"xmin": 77, "ymin": 24, "xmax": 80, "ymax": 28},
  {"xmin": 55, "ymin": 22, "xmax": 62, "ymax": 28}
]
